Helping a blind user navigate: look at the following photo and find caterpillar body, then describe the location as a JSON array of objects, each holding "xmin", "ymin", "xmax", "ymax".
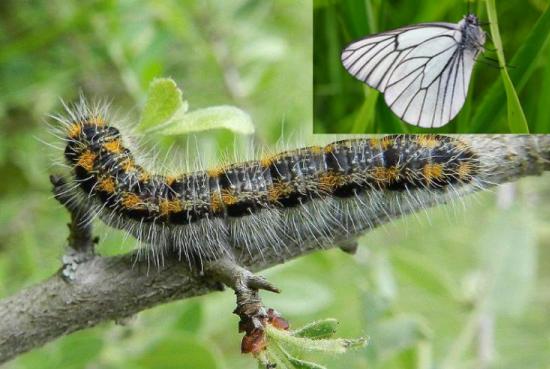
[{"xmin": 54, "ymin": 100, "xmax": 483, "ymax": 265}]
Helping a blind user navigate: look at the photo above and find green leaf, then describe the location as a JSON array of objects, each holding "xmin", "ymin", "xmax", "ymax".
[
  {"xmin": 268, "ymin": 343, "xmax": 329, "ymax": 369},
  {"xmin": 138, "ymin": 78, "xmax": 188, "ymax": 131},
  {"xmin": 472, "ymin": 3, "xmax": 550, "ymax": 132},
  {"xmin": 286, "ymin": 355, "xmax": 327, "ymax": 369},
  {"xmin": 292, "ymin": 319, "xmax": 338, "ymax": 339},
  {"xmin": 266, "ymin": 325, "xmax": 368, "ymax": 354},
  {"xmin": 261, "ymin": 344, "xmax": 295, "ymax": 369},
  {"xmin": 479, "ymin": 0, "xmax": 529, "ymax": 133},
  {"xmin": 152, "ymin": 105, "xmax": 255, "ymax": 136}
]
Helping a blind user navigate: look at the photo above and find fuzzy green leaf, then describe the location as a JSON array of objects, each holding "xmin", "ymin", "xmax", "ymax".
[
  {"xmin": 286, "ymin": 356, "xmax": 327, "ymax": 369},
  {"xmin": 291, "ymin": 319, "xmax": 338, "ymax": 339},
  {"xmin": 273, "ymin": 343, "xmax": 328, "ymax": 369},
  {"xmin": 265, "ymin": 325, "xmax": 368, "ymax": 354},
  {"xmin": 138, "ymin": 78, "xmax": 188, "ymax": 131},
  {"xmin": 138, "ymin": 77, "xmax": 254, "ymax": 136},
  {"xmin": 152, "ymin": 105, "xmax": 255, "ymax": 136}
]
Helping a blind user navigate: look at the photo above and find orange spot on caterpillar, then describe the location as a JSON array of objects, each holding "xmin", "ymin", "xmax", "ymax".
[
  {"xmin": 103, "ymin": 139, "xmax": 123, "ymax": 154},
  {"xmin": 87, "ymin": 115, "xmax": 107, "ymax": 126},
  {"xmin": 415, "ymin": 135, "xmax": 440, "ymax": 149},
  {"xmin": 267, "ymin": 181, "xmax": 295, "ymax": 202},
  {"xmin": 76, "ymin": 150, "xmax": 96, "ymax": 172},
  {"xmin": 159, "ymin": 199, "xmax": 183, "ymax": 216},
  {"xmin": 423, "ymin": 163, "xmax": 444, "ymax": 182},
  {"xmin": 457, "ymin": 162, "xmax": 474, "ymax": 180},
  {"xmin": 454, "ymin": 140, "xmax": 472, "ymax": 152},
  {"xmin": 138, "ymin": 170, "xmax": 151, "ymax": 183},
  {"xmin": 121, "ymin": 193, "xmax": 143, "ymax": 209},
  {"xmin": 308, "ymin": 146, "xmax": 324, "ymax": 155},
  {"xmin": 165, "ymin": 175, "xmax": 178, "ymax": 186},
  {"xmin": 324, "ymin": 144, "xmax": 335, "ymax": 154},
  {"xmin": 371, "ymin": 166, "xmax": 399, "ymax": 183},
  {"xmin": 260, "ymin": 155, "xmax": 273, "ymax": 168},
  {"xmin": 120, "ymin": 158, "xmax": 135, "ymax": 172},
  {"xmin": 369, "ymin": 137, "xmax": 393, "ymax": 150},
  {"xmin": 318, "ymin": 171, "xmax": 347, "ymax": 192},
  {"xmin": 381, "ymin": 136, "xmax": 393, "ymax": 149},
  {"xmin": 221, "ymin": 189, "xmax": 239, "ymax": 205},
  {"xmin": 207, "ymin": 167, "xmax": 224, "ymax": 178},
  {"xmin": 210, "ymin": 192, "xmax": 225, "ymax": 213},
  {"xmin": 67, "ymin": 123, "xmax": 82, "ymax": 139},
  {"xmin": 267, "ymin": 185, "xmax": 282, "ymax": 202},
  {"xmin": 368, "ymin": 138, "xmax": 380, "ymax": 147},
  {"xmin": 98, "ymin": 176, "xmax": 116, "ymax": 193}
]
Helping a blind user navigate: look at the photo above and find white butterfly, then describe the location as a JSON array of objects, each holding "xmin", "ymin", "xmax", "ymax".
[{"xmin": 341, "ymin": 14, "xmax": 486, "ymax": 128}]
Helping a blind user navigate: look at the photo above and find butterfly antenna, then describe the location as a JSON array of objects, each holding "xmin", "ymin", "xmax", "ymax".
[
  {"xmin": 483, "ymin": 49, "xmax": 517, "ymax": 69},
  {"xmin": 478, "ymin": 56, "xmax": 515, "ymax": 70},
  {"xmin": 483, "ymin": 56, "xmax": 517, "ymax": 69},
  {"xmin": 482, "ymin": 56, "xmax": 499, "ymax": 62}
]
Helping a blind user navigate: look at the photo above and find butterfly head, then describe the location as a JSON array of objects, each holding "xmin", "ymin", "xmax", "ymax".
[
  {"xmin": 464, "ymin": 13, "xmax": 480, "ymax": 26},
  {"xmin": 460, "ymin": 14, "xmax": 486, "ymax": 52}
]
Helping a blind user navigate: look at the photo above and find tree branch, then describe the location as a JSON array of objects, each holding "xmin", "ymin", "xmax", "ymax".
[
  {"xmin": 0, "ymin": 135, "xmax": 549, "ymax": 364},
  {"xmin": 51, "ymin": 174, "xmax": 96, "ymax": 255}
]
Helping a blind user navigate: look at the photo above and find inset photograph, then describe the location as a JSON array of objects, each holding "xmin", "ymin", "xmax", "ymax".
[{"xmin": 314, "ymin": 0, "xmax": 550, "ymax": 133}]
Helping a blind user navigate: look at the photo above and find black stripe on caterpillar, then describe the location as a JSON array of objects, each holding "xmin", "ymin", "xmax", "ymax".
[{"xmin": 52, "ymin": 99, "xmax": 484, "ymax": 265}]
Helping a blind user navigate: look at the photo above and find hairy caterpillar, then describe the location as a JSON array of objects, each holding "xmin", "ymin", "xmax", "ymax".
[{"xmin": 52, "ymin": 99, "xmax": 484, "ymax": 266}]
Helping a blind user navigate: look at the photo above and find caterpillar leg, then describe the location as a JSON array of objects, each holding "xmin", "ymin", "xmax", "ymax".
[{"xmin": 339, "ymin": 239, "xmax": 359, "ymax": 254}]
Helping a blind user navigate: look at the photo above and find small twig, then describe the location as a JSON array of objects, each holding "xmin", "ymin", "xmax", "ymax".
[{"xmin": 204, "ymin": 258, "xmax": 283, "ymax": 353}]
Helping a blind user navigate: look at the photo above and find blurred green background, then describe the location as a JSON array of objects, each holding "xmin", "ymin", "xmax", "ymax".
[
  {"xmin": 1, "ymin": 1, "xmax": 550, "ymax": 369},
  {"xmin": 314, "ymin": 0, "xmax": 550, "ymax": 133}
]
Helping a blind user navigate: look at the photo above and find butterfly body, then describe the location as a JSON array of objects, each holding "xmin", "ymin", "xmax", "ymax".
[
  {"xmin": 342, "ymin": 14, "xmax": 486, "ymax": 128},
  {"xmin": 459, "ymin": 14, "xmax": 486, "ymax": 54}
]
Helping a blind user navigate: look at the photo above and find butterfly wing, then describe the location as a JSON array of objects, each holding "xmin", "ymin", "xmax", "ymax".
[{"xmin": 341, "ymin": 23, "xmax": 477, "ymax": 128}]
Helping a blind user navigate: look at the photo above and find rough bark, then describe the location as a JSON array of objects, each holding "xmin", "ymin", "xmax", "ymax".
[{"xmin": 0, "ymin": 135, "xmax": 549, "ymax": 364}]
